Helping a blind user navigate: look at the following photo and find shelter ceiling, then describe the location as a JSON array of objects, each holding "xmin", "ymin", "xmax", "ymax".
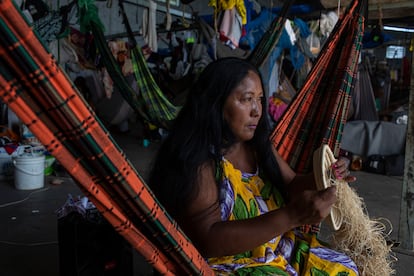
[{"xmin": 320, "ymin": 0, "xmax": 414, "ymax": 26}]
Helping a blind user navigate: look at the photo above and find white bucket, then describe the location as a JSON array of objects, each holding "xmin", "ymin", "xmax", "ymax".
[{"xmin": 13, "ymin": 152, "xmax": 45, "ymax": 190}]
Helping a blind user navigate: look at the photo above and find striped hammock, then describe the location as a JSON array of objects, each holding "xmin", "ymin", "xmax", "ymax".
[
  {"xmin": 78, "ymin": 0, "xmax": 180, "ymax": 129},
  {"xmin": 0, "ymin": 1, "xmax": 211, "ymax": 275},
  {"xmin": 0, "ymin": 0, "xmax": 365, "ymax": 274},
  {"xmin": 271, "ymin": 0, "xmax": 365, "ymax": 174}
]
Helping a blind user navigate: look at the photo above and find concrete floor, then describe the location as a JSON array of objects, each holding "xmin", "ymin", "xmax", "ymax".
[{"xmin": 0, "ymin": 128, "xmax": 413, "ymax": 275}]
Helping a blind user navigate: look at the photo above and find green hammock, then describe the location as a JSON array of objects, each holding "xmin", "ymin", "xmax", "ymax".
[
  {"xmin": 79, "ymin": 0, "xmax": 180, "ymax": 129},
  {"xmin": 119, "ymin": 0, "xmax": 180, "ymax": 129},
  {"xmin": 79, "ymin": 0, "xmax": 291, "ymax": 129}
]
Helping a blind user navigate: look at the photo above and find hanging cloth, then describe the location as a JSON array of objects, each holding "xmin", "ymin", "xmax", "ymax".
[
  {"xmin": 0, "ymin": 1, "xmax": 212, "ymax": 275},
  {"xmin": 271, "ymin": 0, "xmax": 366, "ymax": 173},
  {"xmin": 141, "ymin": 0, "xmax": 158, "ymax": 52}
]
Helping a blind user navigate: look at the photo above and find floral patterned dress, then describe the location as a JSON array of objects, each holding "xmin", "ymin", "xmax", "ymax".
[{"xmin": 207, "ymin": 159, "xmax": 359, "ymax": 276}]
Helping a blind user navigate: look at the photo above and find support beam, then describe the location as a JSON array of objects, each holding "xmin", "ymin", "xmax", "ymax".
[{"xmin": 398, "ymin": 48, "xmax": 414, "ymax": 251}]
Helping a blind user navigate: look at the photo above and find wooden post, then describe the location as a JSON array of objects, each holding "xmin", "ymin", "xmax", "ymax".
[{"xmin": 399, "ymin": 47, "xmax": 414, "ymax": 251}]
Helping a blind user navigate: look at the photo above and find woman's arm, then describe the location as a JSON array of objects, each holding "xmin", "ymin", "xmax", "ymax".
[{"xmin": 179, "ymin": 161, "xmax": 336, "ymax": 258}]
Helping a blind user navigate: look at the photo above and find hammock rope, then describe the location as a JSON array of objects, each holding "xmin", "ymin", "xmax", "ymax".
[{"xmin": 0, "ymin": 1, "xmax": 212, "ymax": 275}]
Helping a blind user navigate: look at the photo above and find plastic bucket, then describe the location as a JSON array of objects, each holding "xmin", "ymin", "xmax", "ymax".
[{"xmin": 13, "ymin": 153, "xmax": 45, "ymax": 190}]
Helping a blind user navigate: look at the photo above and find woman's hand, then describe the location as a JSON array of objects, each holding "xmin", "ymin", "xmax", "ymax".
[
  {"xmin": 332, "ymin": 157, "xmax": 356, "ymax": 183},
  {"xmin": 285, "ymin": 186, "xmax": 337, "ymax": 227}
]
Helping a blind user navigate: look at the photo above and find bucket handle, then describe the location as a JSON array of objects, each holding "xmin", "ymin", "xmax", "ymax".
[
  {"xmin": 13, "ymin": 146, "xmax": 45, "ymax": 176},
  {"xmin": 14, "ymin": 145, "xmax": 30, "ymax": 156},
  {"xmin": 19, "ymin": 145, "xmax": 42, "ymax": 157},
  {"xmin": 13, "ymin": 160, "xmax": 44, "ymax": 176}
]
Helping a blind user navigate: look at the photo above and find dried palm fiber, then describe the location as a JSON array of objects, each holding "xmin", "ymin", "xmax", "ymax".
[
  {"xmin": 0, "ymin": 1, "xmax": 213, "ymax": 275},
  {"xmin": 313, "ymin": 145, "xmax": 395, "ymax": 276}
]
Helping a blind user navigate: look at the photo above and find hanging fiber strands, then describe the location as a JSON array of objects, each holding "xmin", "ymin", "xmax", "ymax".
[
  {"xmin": 271, "ymin": 0, "xmax": 366, "ymax": 174},
  {"xmin": 0, "ymin": 1, "xmax": 213, "ymax": 275},
  {"xmin": 79, "ymin": 0, "xmax": 179, "ymax": 129},
  {"xmin": 313, "ymin": 145, "xmax": 395, "ymax": 276}
]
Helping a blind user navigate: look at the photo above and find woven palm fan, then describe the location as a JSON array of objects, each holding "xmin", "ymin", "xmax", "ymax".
[
  {"xmin": 313, "ymin": 144, "xmax": 395, "ymax": 276},
  {"xmin": 313, "ymin": 144, "xmax": 342, "ymax": 230}
]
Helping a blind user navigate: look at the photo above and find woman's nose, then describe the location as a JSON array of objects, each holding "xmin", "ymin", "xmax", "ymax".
[{"xmin": 251, "ymin": 100, "xmax": 261, "ymax": 116}]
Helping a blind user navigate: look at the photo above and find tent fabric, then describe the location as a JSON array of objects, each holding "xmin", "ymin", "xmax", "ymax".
[
  {"xmin": 341, "ymin": 120, "xmax": 406, "ymax": 157},
  {"xmin": 271, "ymin": 0, "xmax": 365, "ymax": 174},
  {"xmin": 0, "ymin": 1, "xmax": 212, "ymax": 275},
  {"xmin": 351, "ymin": 62, "xmax": 379, "ymax": 121}
]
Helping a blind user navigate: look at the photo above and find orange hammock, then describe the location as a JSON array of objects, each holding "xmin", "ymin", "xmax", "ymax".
[
  {"xmin": 0, "ymin": 0, "xmax": 364, "ymax": 274},
  {"xmin": 272, "ymin": 0, "xmax": 365, "ymax": 174},
  {"xmin": 0, "ymin": 1, "xmax": 211, "ymax": 275}
]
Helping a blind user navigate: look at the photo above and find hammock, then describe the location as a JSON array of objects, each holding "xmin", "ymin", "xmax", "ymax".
[
  {"xmin": 247, "ymin": 0, "xmax": 294, "ymax": 68},
  {"xmin": 271, "ymin": 0, "xmax": 366, "ymax": 173},
  {"xmin": 81, "ymin": 0, "xmax": 289, "ymax": 128},
  {"xmin": 0, "ymin": 1, "xmax": 211, "ymax": 275},
  {"xmin": 0, "ymin": 0, "xmax": 365, "ymax": 274},
  {"xmin": 119, "ymin": 0, "xmax": 180, "ymax": 130},
  {"xmin": 79, "ymin": 1, "xmax": 179, "ymax": 129}
]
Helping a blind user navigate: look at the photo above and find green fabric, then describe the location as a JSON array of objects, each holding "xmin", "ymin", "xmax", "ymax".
[
  {"xmin": 79, "ymin": 1, "xmax": 180, "ymax": 129},
  {"xmin": 234, "ymin": 265, "xmax": 289, "ymax": 276}
]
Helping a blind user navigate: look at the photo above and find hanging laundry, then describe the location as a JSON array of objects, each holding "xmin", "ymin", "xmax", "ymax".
[
  {"xmin": 218, "ymin": 8, "xmax": 243, "ymax": 48},
  {"xmin": 320, "ymin": 11, "xmax": 338, "ymax": 38},
  {"xmin": 209, "ymin": 0, "xmax": 247, "ymax": 25},
  {"xmin": 142, "ymin": 0, "xmax": 158, "ymax": 53},
  {"xmin": 102, "ymin": 40, "xmax": 134, "ymax": 98}
]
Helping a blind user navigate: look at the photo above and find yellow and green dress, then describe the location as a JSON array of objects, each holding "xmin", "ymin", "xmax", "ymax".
[{"xmin": 207, "ymin": 158, "xmax": 358, "ymax": 276}]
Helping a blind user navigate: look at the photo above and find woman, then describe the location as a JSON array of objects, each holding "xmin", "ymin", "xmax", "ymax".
[{"xmin": 148, "ymin": 57, "xmax": 358, "ymax": 275}]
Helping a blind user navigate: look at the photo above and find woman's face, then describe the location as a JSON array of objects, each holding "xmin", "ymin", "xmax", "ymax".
[{"xmin": 223, "ymin": 70, "xmax": 263, "ymax": 142}]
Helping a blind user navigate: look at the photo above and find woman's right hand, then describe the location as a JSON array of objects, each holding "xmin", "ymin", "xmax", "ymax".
[{"xmin": 285, "ymin": 186, "xmax": 337, "ymax": 227}]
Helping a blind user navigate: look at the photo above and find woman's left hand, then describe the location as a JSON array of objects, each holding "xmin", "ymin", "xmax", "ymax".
[{"xmin": 332, "ymin": 157, "xmax": 356, "ymax": 183}]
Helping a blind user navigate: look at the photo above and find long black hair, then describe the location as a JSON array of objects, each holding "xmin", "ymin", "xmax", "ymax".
[{"xmin": 148, "ymin": 57, "xmax": 285, "ymax": 218}]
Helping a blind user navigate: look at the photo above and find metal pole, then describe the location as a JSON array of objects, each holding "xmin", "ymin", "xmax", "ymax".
[{"xmin": 399, "ymin": 44, "xmax": 414, "ymax": 251}]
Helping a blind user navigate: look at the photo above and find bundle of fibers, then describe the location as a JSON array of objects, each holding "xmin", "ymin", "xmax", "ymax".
[
  {"xmin": 313, "ymin": 144, "xmax": 396, "ymax": 276},
  {"xmin": 331, "ymin": 181, "xmax": 396, "ymax": 276}
]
